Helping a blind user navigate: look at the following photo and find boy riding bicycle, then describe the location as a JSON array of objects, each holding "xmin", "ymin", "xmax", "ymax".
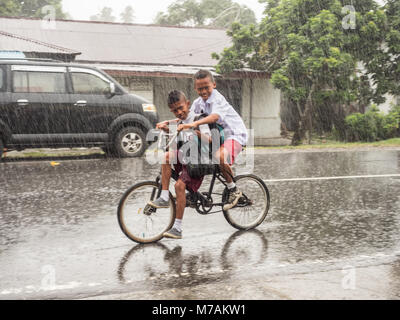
[{"xmin": 148, "ymin": 90, "xmax": 212, "ymax": 239}]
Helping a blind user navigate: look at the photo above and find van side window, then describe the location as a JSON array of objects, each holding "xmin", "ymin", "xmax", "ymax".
[
  {"xmin": 71, "ymin": 72, "xmax": 109, "ymax": 94},
  {"xmin": 13, "ymin": 71, "xmax": 29, "ymax": 92},
  {"xmin": 13, "ymin": 71, "xmax": 66, "ymax": 93},
  {"xmin": 0, "ymin": 66, "xmax": 5, "ymax": 92}
]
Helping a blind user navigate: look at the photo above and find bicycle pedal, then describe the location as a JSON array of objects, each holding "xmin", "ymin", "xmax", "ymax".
[
  {"xmin": 238, "ymin": 196, "xmax": 252, "ymax": 206},
  {"xmin": 143, "ymin": 204, "xmax": 156, "ymax": 216}
]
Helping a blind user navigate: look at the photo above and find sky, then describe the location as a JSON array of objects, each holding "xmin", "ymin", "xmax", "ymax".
[{"xmin": 61, "ymin": 0, "xmax": 267, "ymax": 24}]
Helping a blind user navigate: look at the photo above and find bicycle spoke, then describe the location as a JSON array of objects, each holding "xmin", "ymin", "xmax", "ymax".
[
  {"xmin": 223, "ymin": 175, "xmax": 270, "ymax": 230},
  {"xmin": 118, "ymin": 182, "xmax": 175, "ymax": 243}
]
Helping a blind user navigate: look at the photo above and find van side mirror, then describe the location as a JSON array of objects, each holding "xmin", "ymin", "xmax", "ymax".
[{"xmin": 109, "ymin": 82, "xmax": 116, "ymax": 97}]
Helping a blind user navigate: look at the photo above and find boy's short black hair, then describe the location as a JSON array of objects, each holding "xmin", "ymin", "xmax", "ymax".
[
  {"xmin": 168, "ymin": 90, "xmax": 186, "ymax": 106},
  {"xmin": 194, "ymin": 69, "xmax": 215, "ymax": 83}
]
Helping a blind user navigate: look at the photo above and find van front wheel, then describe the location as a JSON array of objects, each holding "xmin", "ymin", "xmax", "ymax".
[{"xmin": 114, "ymin": 126, "xmax": 147, "ymax": 158}]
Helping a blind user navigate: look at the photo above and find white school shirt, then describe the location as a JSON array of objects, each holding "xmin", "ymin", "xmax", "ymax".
[{"xmin": 191, "ymin": 89, "xmax": 248, "ymax": 146}]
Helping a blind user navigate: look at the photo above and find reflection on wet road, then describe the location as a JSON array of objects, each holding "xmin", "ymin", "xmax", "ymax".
[
  {"xmin": 0, "ymin": 149, "xmax": 399, "ymax": 299},
  {"xmin": 117, "ymin": 230, "xmax": 268, "ymax": 289}
]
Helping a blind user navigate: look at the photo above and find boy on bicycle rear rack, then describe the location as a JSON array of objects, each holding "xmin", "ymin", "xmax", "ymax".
[
  {"xmin": 148, "ymin": 90, "xmax": 212, "ymax": 239},
  {"xmin": 178, "ymin": 70, "xmax": 249, "ymax": 212}
]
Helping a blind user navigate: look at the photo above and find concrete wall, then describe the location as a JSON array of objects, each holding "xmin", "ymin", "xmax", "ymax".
[{"xmin": 242, "ymin": 78, "xmax": 287, "ymax": 146}]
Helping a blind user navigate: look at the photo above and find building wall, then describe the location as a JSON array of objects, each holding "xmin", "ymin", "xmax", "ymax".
[
  {"xmin": 242, "ymin": 78, "xmax": 284, "ymax": 146},
  {"xmin": 113, "ymin": 76, "xmax": 154, "ymax": 103},
  {"xmin": 241, "ymin": 79, "xmax": 251, "ymax": 129}
]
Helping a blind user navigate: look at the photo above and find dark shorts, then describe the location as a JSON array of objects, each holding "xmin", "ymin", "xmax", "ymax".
[{"xmin": 173, "ymin": 150, "xmax": 204, "ymax": 192}]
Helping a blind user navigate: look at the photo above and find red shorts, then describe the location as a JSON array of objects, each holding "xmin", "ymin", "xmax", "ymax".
[
  {"xmin": 172, "ymin": 150, "xmax": 204, "ymax": 193},
  {"xmin": 222, "ymin": 139, "xmax": 243, "ymax": 165}
]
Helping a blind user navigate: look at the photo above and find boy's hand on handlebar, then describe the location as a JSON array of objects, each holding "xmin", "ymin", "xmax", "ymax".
[
  {"xmin": 177, "ymin": 123, "xmax": 195, "ymax": 132},
  {"xmin": 156, "ymin": 121, "xmax": 169, "ymax": 132}
]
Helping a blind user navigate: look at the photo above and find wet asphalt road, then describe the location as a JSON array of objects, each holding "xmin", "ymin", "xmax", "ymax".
[{"xmin": 0, "ymin": 148, "xmax": 400, "ymax": 300}]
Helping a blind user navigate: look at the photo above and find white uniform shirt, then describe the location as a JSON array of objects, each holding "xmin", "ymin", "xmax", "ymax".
[
  {"xmin": 177, "ymin": 109, "xmax": 211, "ymax": 143},
  {"xmin": 191, "ymin": 89, "xmax": 248, "ymax": 146}
]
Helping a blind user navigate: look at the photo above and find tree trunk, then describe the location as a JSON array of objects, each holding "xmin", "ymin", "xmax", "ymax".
[
  {"xmin": 291, "ymin": 101, "xmax": 305, "ymax": 146},
  {"xmin": 292, "ymin": 84, "xmax": 315, "ymax": 145},
  {"xmin": 331, "ymin": 103, "xmax": 347, "ymax": 140},
  {"xmin": 304, "ymin": 83, "xmax": 315, "ymax": 144},
  {"xmin": 291, "ymin": 121, "xmax": 302, "ymax": 146}
]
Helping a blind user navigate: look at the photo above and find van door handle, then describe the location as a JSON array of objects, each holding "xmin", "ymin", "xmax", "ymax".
[
  {"xmin": 74, "ymin": 100, "xmax": 87, "ymax": 107},
  {"xmin": 17, "ymin": 99, "xmax": 29, "ymax": 106}
]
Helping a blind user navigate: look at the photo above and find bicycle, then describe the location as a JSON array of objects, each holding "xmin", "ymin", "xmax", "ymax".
[{"xmin": 117, "ymin": 130, "xmax": 270, "ymax": 244}]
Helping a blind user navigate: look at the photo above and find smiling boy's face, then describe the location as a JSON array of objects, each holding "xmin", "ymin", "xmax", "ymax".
[
  {"xmin": 169, "ymin": 97, "xmax": 190, "ymax": 120},
  {"xmin": 194, "ymin": 76, "xmax": 216, "ymax": 101}
]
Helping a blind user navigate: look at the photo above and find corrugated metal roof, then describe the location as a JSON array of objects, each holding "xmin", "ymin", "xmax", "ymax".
[
  {"xmin": 0, "ymin": 17, "xmax": 231, "ymax": 66},
  {"xmin": 0, "ymin": 29, "xmax": 80, "ymax": 55}
]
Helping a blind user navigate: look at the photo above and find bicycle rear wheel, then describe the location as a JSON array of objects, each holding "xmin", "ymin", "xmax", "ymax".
[
  {"xmin": 222, "ymin": 174, "xmax": 270, "ymax": 230},
  {"xmin": 117, "ymin": 181, "xmax": 176, "ymax": 243}
]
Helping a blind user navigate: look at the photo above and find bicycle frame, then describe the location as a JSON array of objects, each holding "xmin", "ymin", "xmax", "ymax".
[
  {"xmin": 154, "ymin": 166, "xmax": 234, "ymax": 215},
  {"xmin": 153, "ymin": 129, "xmax": 236, "ymax": 215}
]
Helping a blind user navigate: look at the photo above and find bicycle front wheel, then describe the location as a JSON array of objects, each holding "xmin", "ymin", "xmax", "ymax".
[
  {"xmin": 222, "ymin": 174, "xmax": 270, "ymax": 230},
  {"xmin": 117, "ymin": 181, "xmax": 176, "ymax": 244}
]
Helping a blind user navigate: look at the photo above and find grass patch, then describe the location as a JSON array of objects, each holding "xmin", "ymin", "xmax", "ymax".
[{"xmin": 255, "ymin": 138, "xmax": 400, "ymax": 150}]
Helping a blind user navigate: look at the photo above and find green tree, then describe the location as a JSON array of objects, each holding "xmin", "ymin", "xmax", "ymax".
[
  {"xmin": 90, "ymin": 7, "xmax": 116, "ymax": 23},
  {"xmin": 0, "ymin": 0, "xmax": 20, "ymax": 16},
  {"xmin": 0, "ymin": 0, "xmax": 68, "ymax": 19},
  {"xmin": 385, "ymin": 0, "xmax": 400, "ymax": 96},
  {"xmin": 155, "ymin": 0, "xmax": 206, "ymax": 26},
  {"xmin": 201, "ymin": 0, "xmax": 256, "ymax": 28},
  {"xmin": 366, "ymin": 0, "xmax": 400, "ymax": 99},
  {"xmin": 120, "ymin": 5, "xmax": 135, "ymax": 24},
  {"xmin": 154, "ymin": 0, "xmax": 256, "ymax": 28},
  {"xmin": 20, "ymin": 0, "xmax": 67, "ymax": 19},
  {"xmin": 213, "ymin": 0, "xmax": 388, "ymax": 145}
]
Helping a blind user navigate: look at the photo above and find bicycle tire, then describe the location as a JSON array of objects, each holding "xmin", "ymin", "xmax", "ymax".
[
  {"xmin": 222, "ymin": 174, "xmax": 270, "ymax": 230},
  {"xmin": 117, "ymin": 181, "xmax": 176, "ymax": 243}
]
